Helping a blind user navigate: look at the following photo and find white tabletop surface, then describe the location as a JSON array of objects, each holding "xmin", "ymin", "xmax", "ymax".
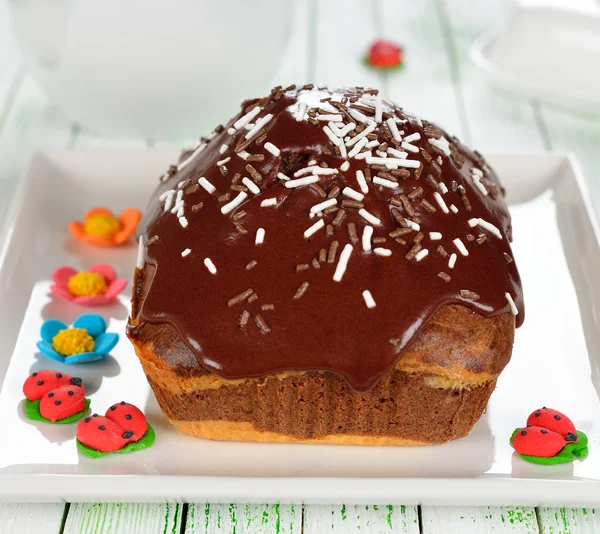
[{"xmin": 1, "ymin": 0, "xmax": 600, "ymax": 532}]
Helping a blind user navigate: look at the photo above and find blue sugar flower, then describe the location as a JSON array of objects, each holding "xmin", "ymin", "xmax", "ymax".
[{"xmin": 37, "ymin": 314, "xmax": 119, "ymax": 364}]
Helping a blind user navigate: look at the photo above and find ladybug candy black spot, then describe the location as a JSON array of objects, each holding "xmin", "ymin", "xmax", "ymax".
[
  {"xmin": 84, "ymin": 417, "xmax": 91, "ymax": 423},
  {"xmin": 37, "ymin": 380, "xmax": 43, "ymax": 386},
  {"xmin": 48, "ymin": 392, "xmax": 54, "ymax": 398},
  {"xmin": 55, "ymin": 400, "xmax": 61, "ymax": 406},
  {"xmin": 68, "ymin": 390, "xmax": 74, "ymax": 396}
]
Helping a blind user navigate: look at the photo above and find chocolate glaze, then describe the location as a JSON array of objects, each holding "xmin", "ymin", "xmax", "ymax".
[{"xmin": 130, "ymin": 86, "xmax": 524, "ymax": 393}]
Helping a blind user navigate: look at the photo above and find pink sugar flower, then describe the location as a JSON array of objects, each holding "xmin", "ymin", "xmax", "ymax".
[{"xmin": 51, "ymin": 264, "xmax": 127, "ymax": 306}]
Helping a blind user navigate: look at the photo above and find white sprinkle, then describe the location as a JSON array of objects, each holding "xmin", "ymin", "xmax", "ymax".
[
  {"xmin": 159, "ymin": 190, "xmax": 171, "ymax": 201},
  {"xmin": 415, "ymin": 117, "xmax": 424, "ymax": 128},
  {"xmin": 359, "ymin": 208, "xmax": 381, "ymax": 226},
  {"xmin": 255, "ymin": 228, "xmax": 265, "ymax": 245},
  {"xmin": 177, "ymin": 180, "xmax": 187, "ymax": 189},
  {"xmin": 356, "ymin": 170, "xmax": 369, "ymax": 194},
  {"xmin": 318, "ymin": 114, "xmax": 343, "ymax": 122},
  {"xmin": 433, "ymin": 192, "xmax": 449, "ymax": 213},
  {"xmin": 198, "ymin": 177, "xmax": 216, "ymax": 194},
  {"xmin": 233, "ymin": 106, "xmax": 261, "ymax": 130},
  {"xmin": 181, "ymin": 248, "xmax": 191, "ymax": 257},
  {"xmin": 343, "ymin": 187, "xmax": 364, "ymax": 201},
  {"xmin": 450, "ymin": 204, "xmax": 458, "ymax": 214},
  {"xmin": 136, "ymin": 236, "xmax": 145, "ymax": 269},
  {"xmin": 242, "ymin": 177, "xmax": 260, "ymax": 195},
  {"xmin": 179, "ymin": 217, "xmax": 188, "ymax": 228},
  {"xmin": 387, "ymin": 147, "xmax": 408, "ymax": 159},
  {"xmin": 285, "ymin": 176, "xmax": 319, "ymax": 189},
  {"xmin": 170, "ymin": 190, "xmax": 184, "ymax": 214},
  {"xmin": 304, "ymin": 219, "xmax": 325, "ymax": 238},
  {"xmin": 428, "ymin": 137, "xmax": 451, "ymax": 156},
  {"xmin": 348, "ymin": 137, "xmax": 368, "ymax": 158},
  {"xmin": 221, "ymin": 191, "xmax": 248, "ymax": 215},
  {"xmin": 338, "ymin": 141, "xmax": 348, "ymax": 159},
  {"xmin": 227, "ymin": 127, "xmax": 236, "ymax": 135},
  {"xmin": 373, "ymin": 176, "xmax": 398, "ymax": 189},
  {"xmin": 264, "ymin": 142, "xmax": 280, "ymax": 156},
  {"xmin": 204, "ymin": 257, "xmax": 217, "ymax": 274},
  {"xmin": 367, "ymin": 140, "xmax": 381, "ymax": 149},
  {"xmin": 277, "ymin": 172, "xmax": 289, "ymax": 181},
  {"xmin": 406, "ymin": 219, "xmax": 420, "ymax": 231},
  {"xmin": 338, "ymin": 123, "xmax": 356, "ymax": 137},
  {"xmin": 362, "ymin": 225, "xmax": 373, "ymax": 252},
  {"xmin": 296, "ymin": 102, "xmax": 307, "ymax": 122},
  {"xmin": 473, "ymin": 177, "xmax": 489, "ymax": 196},
  {"xmin": 349, "ymin": 108, "xmax": 376, "ymax": 126},
  {"xmin": 506, "ymin": 292, "xmax": 518, "ymax": 315},
  {"xmin": 386, "ymin": 118, "xmax": 402, "ymax": 142},
  {"xmin": 415, "ymin": 249, "xmax": 429, "ymax": 262},
  {"xmin": 323, "ymin": 125, "xmax": 342, "ymax": 147},
  {"xmin": 439, "ymin": 182, "xmax": 449, "ymax": 194},
  {"xmin": 362, "ymin": 290, "xmax": 376, "ymax": 309},
  {"xmin": 310, "ymin": 198, "xmax": 337, "ymax": 214},
  {"xmin": 260, "ymin": 198, "xmax": 278, "ymax": 207},
  {"xmin": 374, "ymin": 247, "xmax": 392, "ymax": 257},
  {"xmin": 453, "ymin": 238, "xmax": 469, "ymax": 256},
  {"xmin": 163, "ymin": 190, "xmax": 175, "ymax": 212},
  {"xmin": 472, "ymin": 167, "xmax": 484, "ymax": 177},
  {"xmin": 294, "ymin": 166, "xmax": 339, "ymax": 177},
  {"xmin": 346, "ymin": 124, "xmax": 376, "ymax": 147},
  {"xmin": 354, "ymin": 150, "xmax": 371, "ymax": 160},
  {"xmin": 217, "ymin": 157, "xmax": 231, "ymax": 166},
  {"xmin": 333, "ymin": 244, "xmax": 353, "ymax": 282},
  {"xmin": 245, "ymin": 113, "xmax": 273, "ymax": 140},
  {"xmin": 403, "ymin": 132, "xmax": 421, "ymax": 143},
  {"xmin": 340, "ymin": 161, "xmax": 350, "ymax": 172},
  {"xmin": 220, "ymin": 144, "xmax": 229, "ymax": 154},
  {"xmin": 375, "ymin": 93, "xmax": 383, "ymax": 123},
  {"xmin": 437, "ymin": 156, "xmax": 444, "ymax": 165},
  {"xmin": 401, "ymin": 141, "xmax": 419, "ymax": 153},
  {"xmin": 237, "ymin": 150, "xmax": 250, "ymax": 161},
  {"xmin": 365, "ymin": 156, "xmax": 420, "ymax": 169},
  {"xmin": 469, "ymin": 218, "xmax": 503, "ymax": 239},
  {"xmin": 177, "ymin": 143, "xmax": 207, "ymax": 172},
  {"xmin": 429, "ymin": 232, "xmax": 442, "ymax": 240},
  {"xmin": 448, "ymin": 253, "xmax": 457, "ymax": 269}
]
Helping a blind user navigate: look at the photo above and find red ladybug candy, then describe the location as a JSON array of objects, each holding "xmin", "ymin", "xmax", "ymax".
[
  {"xmin": 105, "ymin": 402, "xmax": 148, "ymax": 443},
  {"xmin": 367, "ymin": 39, "xmax": 403, "ymax": 69},
  {"xmin": 526, "ymin": 407, "xmax": 577, "ymax": 442},
  {"xmin": 23, "ymin": 370, "xmax": 82, "ymax": 401},
  {"xmin": 76, "ymin": 415, "xmax": 129, "ymax": 453},
  {"xmin": 512, "ymin": 426, "xmax": 567, "ymax": 458},
  {"xmin": 39, "ymin": 385, "xmax": 86, "ymax": 422}
]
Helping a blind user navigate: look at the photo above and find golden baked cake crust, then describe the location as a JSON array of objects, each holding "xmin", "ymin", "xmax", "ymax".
[{"xmin": 127, "ymin": 85, "xmax": 523, "ymax": 445}]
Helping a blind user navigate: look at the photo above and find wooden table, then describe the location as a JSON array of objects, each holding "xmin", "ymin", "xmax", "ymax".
[{"xmin": 1, "ymin": 0, "xmax": 600, "ymax": 532}]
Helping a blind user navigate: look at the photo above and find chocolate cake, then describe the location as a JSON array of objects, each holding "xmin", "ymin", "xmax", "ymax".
[{"xmin": 127, "ymin": 85, "xmax": 524, "ymax": 445}]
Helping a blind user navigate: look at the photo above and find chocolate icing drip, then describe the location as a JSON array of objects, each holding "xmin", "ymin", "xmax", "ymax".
[{"xmin": 132, "ymin": 86, "xmax": 524, "ymax": 392}]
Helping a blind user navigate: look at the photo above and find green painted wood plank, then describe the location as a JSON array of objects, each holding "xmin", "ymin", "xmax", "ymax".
[
  {"xmin": 63, "ymin": 503, "xmax": 183, "ymax": 534},
  {"xmin": 421, "ymin": 506, "xmax": 540, "ymax": 533},
  {"xmin": 537, "ymin": 507, "xmax": 600, "ymax": 534},
  {"xmin": 184, "ymin": 503, "xmax": 301, "ymax": 534},
  {"xmin": 382, "ymin": 0, "xmax": 465, "ymax": 139},
  {"xmin": 303, "ymin": 504, "xmax": 419, "ymax": 533},
  {"xmin": 0, "ymin": 503, "xmax": 66, "ymax": 534}
]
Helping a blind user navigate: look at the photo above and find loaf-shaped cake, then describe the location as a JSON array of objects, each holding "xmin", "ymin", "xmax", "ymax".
[{"xmin": 127, "ymin": 85, "xmax": 524, "ymax": 445}]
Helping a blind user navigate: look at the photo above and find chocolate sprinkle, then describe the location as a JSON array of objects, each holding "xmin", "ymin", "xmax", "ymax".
[{"xmin": 293, "ymin": 281, "xmax": 310, "ymax": 300}]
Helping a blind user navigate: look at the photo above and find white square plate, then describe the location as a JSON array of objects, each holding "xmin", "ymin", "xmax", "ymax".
[{"xmin": 0, "ymin": 150, "xmax": 599, "ymax": 505}]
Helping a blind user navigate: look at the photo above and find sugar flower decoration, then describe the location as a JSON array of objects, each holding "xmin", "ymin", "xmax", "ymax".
[
  {"xmin": 68, "ymin": 207, "xmax": 141, "ymax": 247},
  {"xmin": 51, "ymin": 264, "xmax": 127, "ymax": 306},
  {"xmin": 37, "ymin": 314, "xmax": 119, "ymax": 364}
]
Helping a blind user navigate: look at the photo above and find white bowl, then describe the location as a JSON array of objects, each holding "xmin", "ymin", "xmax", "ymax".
[
  {"xmin": 9, "ymin": 0, "xmax": 292, "ymax": 137},
  {"xmin": 470, "ymin": 5, "xmax": 600, "ymax": 112}
]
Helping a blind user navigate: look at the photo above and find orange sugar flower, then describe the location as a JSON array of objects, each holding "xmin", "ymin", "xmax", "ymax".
[{"xmin": 68, "ymin": 208, "xmax": 142, "ymax": 247}]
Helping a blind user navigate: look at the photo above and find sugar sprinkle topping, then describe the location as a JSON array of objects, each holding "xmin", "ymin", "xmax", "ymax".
[
  {"xmin": 333, "ymin": 244, "xmax": 353, "ymax": 282},
  {"xmin": 506, "ymin": 292, "xmax": 519, "ymax": 315},
  {"xmin": 362, "ymin": 290, "xmax": 376, "ymax": 309},
  {"xmin": 255, "ymin": 228, "xmax": 265, "ymax": 245},
  {"xmin": 362, "ymin": 225, "xmax": 373, "ymax": 252},
  {"xmin": 359, "ymin": 208, "xmax": 381, "ymax": 226},
  {"xmin": 304, "ymin": 219, "xmax": 325, "ymax": 238}
]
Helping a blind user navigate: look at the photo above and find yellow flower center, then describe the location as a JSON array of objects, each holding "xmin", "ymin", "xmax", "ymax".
[
  {"xmin": 52, "ymin": 328, "xmax": 95, "ymax": 356},
  {"xmin": 84, "ymin": 214, "xmax": 121, "ymax": 237},
  {"xmin": 67, "ymin": 272, "xmax": 108, "ymax": 297}
]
